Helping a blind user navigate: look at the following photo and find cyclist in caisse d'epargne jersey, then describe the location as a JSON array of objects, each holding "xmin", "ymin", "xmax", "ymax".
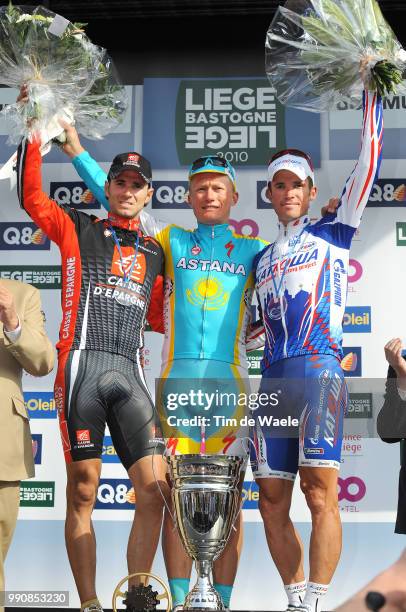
[
  {"xmin": 16, "ymin": 139, "xmax": 167, "ymax": 612},
  {"xmin": 251, "ymin": 90, "xmax": 383, "ymax": 612}
]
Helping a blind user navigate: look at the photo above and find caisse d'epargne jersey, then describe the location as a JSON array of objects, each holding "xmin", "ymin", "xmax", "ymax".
[
  {"xmin": 17, "ymin": 139, "xmax": 164, "ymax": 361},
  {"xmin": 70, "ymin": 152, "xmax": 268, "ymax": 367},
  {"xmin": 254, "ymin": 90, "xmax": 383, "ymax": 368}
]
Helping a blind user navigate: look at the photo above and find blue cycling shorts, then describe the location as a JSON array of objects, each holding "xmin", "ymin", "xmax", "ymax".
[{"xmin": 250, "ymin": 354, "xmax": 347, "ymax": 480}]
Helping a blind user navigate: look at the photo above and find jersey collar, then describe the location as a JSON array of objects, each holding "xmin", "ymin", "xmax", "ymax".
[
  {"xmin": 196, "ymin": 222, "xmax": 230, "ymax": 237},
  {"xmin": 108, "ymin": 212, "xmax": 141, "ymax": 232},
  {"xmin": 278, "ymin": 214, "xmax": 310, "ymax": 238}
]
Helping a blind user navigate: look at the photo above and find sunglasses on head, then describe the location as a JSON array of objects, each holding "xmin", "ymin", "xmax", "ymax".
[
  {"xmin": 190, "ymin": 155, "xmax": 235, "ymax": 175},
  {"xmin": 269, "ymin": 148, "xmax": 314, "ymax": 171}
]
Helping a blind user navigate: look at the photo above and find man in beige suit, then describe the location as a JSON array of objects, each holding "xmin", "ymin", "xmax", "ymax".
[{"xmin": 0, "ymin": 279, "xmax": 54, "ymax": 611}]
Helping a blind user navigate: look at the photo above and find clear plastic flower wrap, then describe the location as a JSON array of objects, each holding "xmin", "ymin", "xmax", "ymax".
[
  {"xmin": 265, "ymin": 0, "xmax": 406, "ymax": 112},
  {"xmin": 0, "ymin": 3, "xmax": 128, "ymax": 144}
]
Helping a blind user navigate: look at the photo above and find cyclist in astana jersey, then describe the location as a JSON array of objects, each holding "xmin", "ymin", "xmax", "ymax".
[
  {"xmin": 70, "ymin": 154, "xmax": 266, "ymax": 373},
  {"xmin": 16, "ymin": 139, "xmax": 168, "ymax": 612},
  {"xmin": 251, "ymin": 90, "xmax": 383, "ymax": 612},
  {"xmin": 60, "ymin": 124, "xmax": 267, "ymax": 611}
]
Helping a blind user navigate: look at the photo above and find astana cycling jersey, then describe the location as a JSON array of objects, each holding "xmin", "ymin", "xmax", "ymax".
[
  {"xmin": 254, "ymin": 90, "xmax": 383, "ymax": 368},
  {"xmin": 72, "ymin": 153, "xmax": 268, "ymax": 368}
]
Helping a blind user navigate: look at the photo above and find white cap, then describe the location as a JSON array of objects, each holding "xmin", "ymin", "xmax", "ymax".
[{"xmin": 268, "ymin": 153, "xmax": 315, "ymax": 184}]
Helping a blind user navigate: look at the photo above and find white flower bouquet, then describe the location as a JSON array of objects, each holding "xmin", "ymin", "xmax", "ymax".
[
  {"xmin": 265, "ymin": 0, "xmax": 406, "ymax": 111},
  {"xmin": 0, "ymin": 2, "xmax": 127, "ymax": 144}
]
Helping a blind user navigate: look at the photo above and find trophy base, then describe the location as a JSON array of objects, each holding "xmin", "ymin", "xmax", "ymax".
[
  {"xmin": 183, "ymin": 603, "xmax": 226, "ymax": 610},
  {"xmin": 184, "ymin": 585, "xmax": 225, "ymax": 610},
  {"xmin": 183, "ymin": 608, "xmax": 227, "ymax": 612}
]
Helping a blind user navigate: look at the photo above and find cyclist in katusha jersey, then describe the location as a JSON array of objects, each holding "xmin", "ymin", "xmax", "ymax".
[
  {"xmin": 251, "ymin": 90, "xmax": 383, "ymax": 612},
  {"xmin": 59, "ymin": 121, "xmax": 267, "ymax": 611},
  {"xmin": 16, "ymin": 137, "xmax": 168, "ymax": 612}
]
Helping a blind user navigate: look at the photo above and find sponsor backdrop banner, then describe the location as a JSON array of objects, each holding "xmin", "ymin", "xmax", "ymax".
[
  {"xmin": 1, "ymin": 78, "xmax": 406, "ymax": 608},
  {"xmin": 142, "ymin": 77, "xmax": 321, "ymax": 168}
]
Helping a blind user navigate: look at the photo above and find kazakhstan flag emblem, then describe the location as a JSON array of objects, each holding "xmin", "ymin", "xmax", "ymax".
[{"xmin": 186, "ymin": 277, "xmax": 229, "ymax": 310}]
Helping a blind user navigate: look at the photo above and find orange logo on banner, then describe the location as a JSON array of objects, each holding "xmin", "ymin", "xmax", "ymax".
[{"xmin": 111, "ymin": 247, "xmax": 146, "ymax": 284}]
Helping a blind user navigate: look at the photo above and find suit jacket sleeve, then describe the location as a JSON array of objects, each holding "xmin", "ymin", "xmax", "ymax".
[
  {"xmin": 3, "ymin": 285, "xmax": 54, "ymax": 376},
  {"xmin": 377, "ymin": 363, "xmax": 406, "ymax": 443}
]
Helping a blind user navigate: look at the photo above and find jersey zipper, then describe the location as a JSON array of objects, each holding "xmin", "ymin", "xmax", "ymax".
[{"xmin": 200, "ymin": 225, "xmax": 215, "ymax": 358}]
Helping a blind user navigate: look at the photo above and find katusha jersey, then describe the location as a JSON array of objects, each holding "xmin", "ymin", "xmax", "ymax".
[
  {"xmin": 254, "ymin": 90, "xmax": 383, "ymax": 369},
  {"xmin": 71, "ymin": 153, "xmax": 268, "ymax": 367}
]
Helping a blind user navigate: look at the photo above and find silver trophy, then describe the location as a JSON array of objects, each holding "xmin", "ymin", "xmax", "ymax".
[{"xmin": 168, "ymin": 454, "xmax": 244, "ymax": 610}]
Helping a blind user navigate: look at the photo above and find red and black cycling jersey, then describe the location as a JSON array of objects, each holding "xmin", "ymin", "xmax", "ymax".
[{"xmin": 17, "ymin": 139, "xmax": 164, "ymax": 361}]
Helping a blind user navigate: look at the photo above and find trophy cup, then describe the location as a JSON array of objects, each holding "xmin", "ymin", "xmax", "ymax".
[{"xmin": 168, "ymin": 454, "xmax": 244, "ymax": 610}]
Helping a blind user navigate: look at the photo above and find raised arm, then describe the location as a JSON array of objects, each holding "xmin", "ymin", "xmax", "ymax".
[
  {"xmin": 335, "ymin": 90, "xmax": 383, "ymax": 228},
  {"xmin": 57, "ymin": 121, "xmax": 110, "ymax": 212},
  {"xmin": 316, "ymin": 91, "xmax": 383, "ymax": 247},
  {"xmin": 72, "ymin": 153, "xmax": 110, "ymax": 212},
  {"xmin": 61, "ymin": 123, "xmax": 170, "ymax": 237},
  {"xmin": 17, "ymin": 138, "xmax": 79, "ymax": 246}
]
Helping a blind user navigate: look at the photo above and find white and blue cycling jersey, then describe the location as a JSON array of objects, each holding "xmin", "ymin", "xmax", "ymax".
[{"xmin": 254, "ymin": 90, "xmax": 383, "ymax": 370}]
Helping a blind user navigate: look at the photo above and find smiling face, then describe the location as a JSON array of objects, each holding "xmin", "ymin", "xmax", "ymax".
[
  {"xmin": 105, "ymin": 170, "xmax": 153, "ymax": 219},
  {"xmin": 266, "ymin": 169, "xmax": 317, "ymax": 225},
  {"xmin": 187, "ymin": 172, "xmax": 238, "ymax": 224}
]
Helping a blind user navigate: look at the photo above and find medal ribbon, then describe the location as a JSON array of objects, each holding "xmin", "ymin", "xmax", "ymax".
[
  {"xmin": 109, "ymin": 225, "xmax": 140, "ymax": 286},
  {"xmin": 268, "ymin": 228, "xmax": 306, "ymax": 300}
]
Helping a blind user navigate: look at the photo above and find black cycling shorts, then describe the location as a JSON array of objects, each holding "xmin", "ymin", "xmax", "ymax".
[{"xmin": 55, "ymin": 349, "xmax": 163, "ymax": 469}]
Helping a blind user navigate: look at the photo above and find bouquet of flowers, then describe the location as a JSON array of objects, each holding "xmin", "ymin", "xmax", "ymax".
[
  {"xmin": 265, "ymin": 0, "xmax": 406, "ymax": 112},
  {"xmin": 0, "ymin": 2, "xmax": 127, "ymax": 144}
]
